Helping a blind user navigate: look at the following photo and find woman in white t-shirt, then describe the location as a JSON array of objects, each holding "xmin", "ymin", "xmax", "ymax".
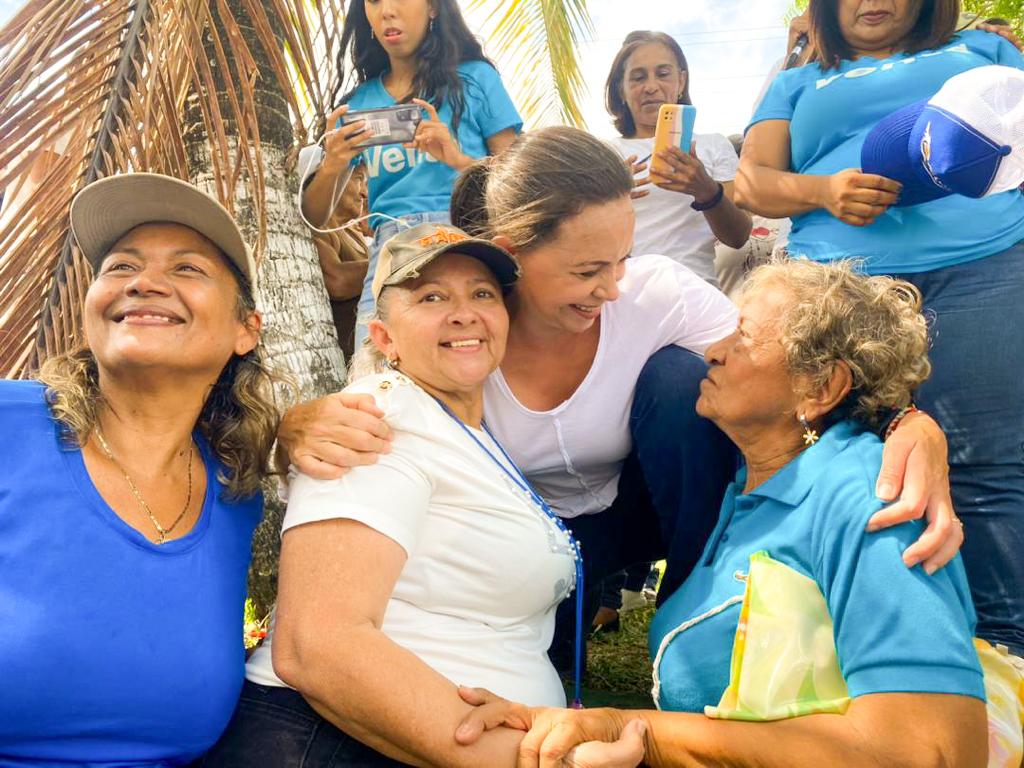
[
  {"xmin": 277, "ymin": 127, "xmax": 961, "ymax": 683},
  {"xmin": 605, "ymin": 30, "xmax": 752, "ymax": 285},
  {"xmin": 206, "ymin": 224, "xmax": 643, "ymax": 767}
]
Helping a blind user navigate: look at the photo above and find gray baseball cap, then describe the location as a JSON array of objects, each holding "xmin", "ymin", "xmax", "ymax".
[
  {"xmin": 69, "ymin": 173, "xmax": 257, "ymax": 292},
  {"xmin": 371, "ymin": 222, "xmax": 519, "ymax": 301}
]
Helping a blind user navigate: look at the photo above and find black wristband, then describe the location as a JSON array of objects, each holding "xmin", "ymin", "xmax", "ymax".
[{"xmin": 691, "ymin": 181, "xmax": 724, "ymax": 211}]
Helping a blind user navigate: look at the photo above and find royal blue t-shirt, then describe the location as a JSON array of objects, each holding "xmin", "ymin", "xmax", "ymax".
[
  {"xmin": 649, "ymin": 421, "xmax": 984, "ymax": 713},
  {"xmin": 0, "ymin": 381, "xmax": 262, "ymax": 767},
  {"xmin": 749, "ymin": 30, "xmax": 1024, "ymax": 274},
  {"xmin": 344, "ymin": 59, "xmax": 522, "ymax": 226}
]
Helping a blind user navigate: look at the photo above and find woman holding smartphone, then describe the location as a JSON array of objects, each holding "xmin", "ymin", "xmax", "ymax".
[
  {"xmin": 303, "ymin": 0, "xmax": 522, "ymax": 346},
  {"xmin": 605, "ymin": 30, "xmax": 751, "ymax": 285}
]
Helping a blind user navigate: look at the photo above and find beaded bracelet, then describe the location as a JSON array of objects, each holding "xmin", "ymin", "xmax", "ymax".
[{"xmin": 883, "ymin": 404, "xmax": 920, "ymax": 441}]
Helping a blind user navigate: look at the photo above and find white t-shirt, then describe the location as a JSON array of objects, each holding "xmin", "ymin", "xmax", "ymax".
[
  {"xmin": 247, "ymin": 372, "xmax": 575, "ymax": 707},
  {"xmin": 483, "ymin": 255, "xmax": 737, "ymax": 519},
  {"xmin": 609, "ymin": 134, "xmax": 739, "ymax": 283}
]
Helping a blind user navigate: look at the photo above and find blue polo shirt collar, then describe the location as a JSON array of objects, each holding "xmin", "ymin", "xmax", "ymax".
[{"xmin": 739, "ymin": 420, "xmax": 865, "ymax": 509}]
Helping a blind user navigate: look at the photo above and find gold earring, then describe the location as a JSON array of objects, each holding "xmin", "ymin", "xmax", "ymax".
[{"xmin": 799, "ymin": 414, "xmax": 819, "ymax": 446}]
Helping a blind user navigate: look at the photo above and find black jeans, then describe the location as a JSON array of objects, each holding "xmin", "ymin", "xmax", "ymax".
[
  {"xmin": 201, "ymin": 681, "xmax": 411, "ymax": 768},
  {"xmin": 550, "ymin": 346, "xmax": 738, "ymax": 675}
]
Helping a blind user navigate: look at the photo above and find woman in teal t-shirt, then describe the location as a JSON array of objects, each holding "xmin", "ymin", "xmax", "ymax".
[
  {"xmin": 737, "ymin": 0, "xmax": 1024, "ymax": 662},
  {"xmin": 302, "ymin": 0, "xmax": 522, "ymax": 347}
]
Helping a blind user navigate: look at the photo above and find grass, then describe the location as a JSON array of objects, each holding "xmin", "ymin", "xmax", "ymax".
[{"xmin": 581, "ymin": 604, "xmax": 657, "ymax": 708}]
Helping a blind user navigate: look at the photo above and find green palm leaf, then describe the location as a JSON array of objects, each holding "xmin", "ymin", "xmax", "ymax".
[{"xmin": 469, "ymin": 0, "xmax": 593, "ymax": 127}]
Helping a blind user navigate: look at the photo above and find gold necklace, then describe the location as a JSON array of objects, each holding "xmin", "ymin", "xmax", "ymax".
[{"xmin": 94, "ymin": 426, "xmax": 194, "ymax": 544}]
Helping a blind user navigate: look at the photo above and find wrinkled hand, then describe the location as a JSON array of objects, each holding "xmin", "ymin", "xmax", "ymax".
[
  {"xmin": 868, "ymin": 411, "xmax": 963, "ymax": 574},
  {"xmin": 562, "ymin": 720, "xmax": 646, "ymax": 768},
  {"xmin": 650, "ymin": 143, "xmax": 718, "ymax": 202},
  {"xmin": 322, "ymin": 105, "xmax": 373, "ymax": 174},
  {"xmin": 455, "ymin": 689, "xmax": 645, "ymax": 768},
  {"xmin": 519, "ymin": 708, "xmax": 640, "ymax": 768},
  {"xmin": 822, "ymin": 168, "xmax": 901, "ymax": 226},
  {"xmin": 277, "ymin": 393, "xmax": 392, "ymax": 480},
  {"xmin": 404, "ymin": 98, "xmax": 468, "ymax": 169},
  {"xmin": 978, "ymin": 22, "xmax": 1024, "ymax": 53},
  {"xmin": 625, "ymin": 154, "xmax": 651, "ymax": 200}
]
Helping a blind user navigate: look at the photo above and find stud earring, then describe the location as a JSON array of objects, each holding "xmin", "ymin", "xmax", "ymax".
[
  {"xmin": 428, "ymin": 17, "xmax": 435, "ymax": 32},
  {"xmin": 799, "ymin": 414, "xmax": 819, "ymax": 446},
  {"xmin": 386, "ymin": 357, "xmax": 399, "ymax": 370}
]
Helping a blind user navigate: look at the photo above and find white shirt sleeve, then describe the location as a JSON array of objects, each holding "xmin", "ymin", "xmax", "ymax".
[
  {"xmin": 697, "ymin": 133, "xmax": 739, "ymax": 183},
  {"xmin": 282, "ymin": 452, "xmax": 433, "ymax": 556},
  {"xmin": 623, "ymin": 255, "xmax": 738, "ymax": 355}
]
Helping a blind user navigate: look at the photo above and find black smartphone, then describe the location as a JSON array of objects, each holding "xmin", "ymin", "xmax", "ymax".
[{"xmin": 341, "ymin": 104, "xmax": 423, "ymax": 147}]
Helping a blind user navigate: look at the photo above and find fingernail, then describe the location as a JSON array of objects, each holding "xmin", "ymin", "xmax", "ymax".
[
  {"xmin": 865, "ymin": 522, "xmax": 878, "ymax": 533},
  {"xmin": 877, "ymin": 482, "xmax": 895, "ymax": 499},
  {"xmin": 456, "ymin": 723, "xmax": 472, "ymax": 737},
  {"xmin": 924, "ymin": 563, "xmax": 936, "ymax": 575}
]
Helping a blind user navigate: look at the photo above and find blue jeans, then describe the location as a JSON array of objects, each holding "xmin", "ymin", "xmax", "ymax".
[
  {"xmin": 550, "ymin": 347, "xmax": 738, "ymax": 674},
  {"xmin": 894, "ymin": 240, "xmax": 1024, "ymax": 656},
  {"xmin": 201, "ymin": 681, "xmax": 409, "ymax": 767},
  {"xmin": 354, "ymin": 211, "xmax": 450, "ymax": 348}
]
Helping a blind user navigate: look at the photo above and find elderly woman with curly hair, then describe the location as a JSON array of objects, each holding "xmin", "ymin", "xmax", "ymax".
[
  {"xmin": 0, "ymin": 174, "xmax": 279, "ymax": 767},
  {"xmin": 458, "ymin": 259, "xmax": 1016, "ymax": 767}
]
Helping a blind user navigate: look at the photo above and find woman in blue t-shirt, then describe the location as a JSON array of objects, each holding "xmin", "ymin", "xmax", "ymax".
[
  {"xmin": 302, "ymin": 0, "xmax": 522, "ymax": 347},
  {"xmin": 0, "ymin": 174, "xmax": 279, "ymax": 767},
  {"xmin": 736, "ymin": 0, "xmax": 1024, "ymax": 663}
]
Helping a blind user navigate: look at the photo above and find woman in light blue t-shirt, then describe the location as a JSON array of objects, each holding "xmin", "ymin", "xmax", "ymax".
[
  {"xmin": 737, "ymin": 0, "xmax": 1024, "ymax": 662},
  {"xmin": 302, "ymin": 0, "xmax": 522, "ymax": 347}
]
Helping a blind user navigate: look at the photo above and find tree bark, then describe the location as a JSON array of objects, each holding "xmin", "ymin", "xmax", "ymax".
[{"xmin": 187, "ymin": 0, "xmax": 346, "ymax": 615}]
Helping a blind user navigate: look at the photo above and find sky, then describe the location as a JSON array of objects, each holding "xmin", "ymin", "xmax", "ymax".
[{"xmin": 0, "ymin": 0, "xmax": 792, "ymax": 137}]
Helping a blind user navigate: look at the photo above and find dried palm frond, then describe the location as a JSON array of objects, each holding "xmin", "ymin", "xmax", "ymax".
[
  {"xmin": 469, "ymin": 0, "xmax": 593, "ymax": 128},
  {"xmin": 0, "ymin": 0, "xmax": 345, "ymax": 379}
]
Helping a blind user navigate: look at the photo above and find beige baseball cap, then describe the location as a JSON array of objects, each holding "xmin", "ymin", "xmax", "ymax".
[
  {"xmin": 69, "ymin": 173, "xmax": 257, "ymax": 293},
  {"xmin": 372, "ymin": 222, "xmax": 520, "ymax": 301}
]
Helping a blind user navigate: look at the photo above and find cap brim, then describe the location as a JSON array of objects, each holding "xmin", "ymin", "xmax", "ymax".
[
  {"xmin": 861, "ymin": 100, "xmax": 951, "ymax": 207},
  {"xmin": 69, "ymin": 173, "xmax": 256, "ymax": 290},
  {"xmin": 380, "ymin": 238, "xmax": 520, "ymax": 293}
]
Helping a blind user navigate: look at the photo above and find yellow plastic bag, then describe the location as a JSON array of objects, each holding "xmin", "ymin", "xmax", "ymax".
[
  {"xmin": 705, "ymin": 551, "xmax": 1023, "ymax": 767},
  {"xmin": 704, "ymin": 550, "xmax": 850, "ymax": 721}
]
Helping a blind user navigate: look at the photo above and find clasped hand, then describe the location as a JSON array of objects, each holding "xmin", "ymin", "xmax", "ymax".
[{"xmin": 453, "ymin": 686, "xmax": 646, "ymax": 768}]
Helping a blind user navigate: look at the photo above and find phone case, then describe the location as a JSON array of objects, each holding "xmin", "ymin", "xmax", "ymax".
[
  {"xmin": 341, "ymin": 105, "xmax": 423, "ymax": 147},
  {"xmin": 651, "ymin": 104, "xmax": 697, "ymax": 178}
]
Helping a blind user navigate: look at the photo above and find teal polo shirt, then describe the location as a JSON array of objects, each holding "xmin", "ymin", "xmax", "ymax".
[{"xmin": 648, "ymin": 420, "xmax": 984, "ymax": 713}]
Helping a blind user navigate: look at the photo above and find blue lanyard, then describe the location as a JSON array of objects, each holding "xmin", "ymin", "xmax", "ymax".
[{"xmin": 432, "ymin": 397, "xmax": 586, "ymax": 708}]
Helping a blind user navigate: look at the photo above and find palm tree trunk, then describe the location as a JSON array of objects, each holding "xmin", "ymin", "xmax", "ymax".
[{"xmin": 189, "ymin": 0, "xmax": 346, "ymax": 615}]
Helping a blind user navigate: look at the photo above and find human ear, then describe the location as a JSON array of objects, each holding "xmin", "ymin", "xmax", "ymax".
[
  {"xmin": 800, "ymin": 360, "xmax": 853, "ymax": 423},
  {"xmin": 234, "ymin": 310, "xmax": 262, "ymax": 356},
  {"xmin": 367, "ymin": 319, "xmax": 398, "ymax": 362},
  {"xmin": 491, "ymin": 235, "xmax": 517, "ymax": 255}
]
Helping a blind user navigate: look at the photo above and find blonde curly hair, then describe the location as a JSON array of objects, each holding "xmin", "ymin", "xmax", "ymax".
[
  {"xmin": 38, "ymin": 285, "xmax": 280, "ymax": 499},
  {"xmin": 743, "ymin": 259, "xmax": 931, "ymax": 431}
]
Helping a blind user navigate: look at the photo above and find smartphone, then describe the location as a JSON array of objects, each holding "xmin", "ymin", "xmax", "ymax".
[
  {"xmin": 340, "ymin": 104, "xmax": 423, "ymax": 147},
  {"xmin": 651, "ymin": 104, "xmax": 697, "ymax": 178}
]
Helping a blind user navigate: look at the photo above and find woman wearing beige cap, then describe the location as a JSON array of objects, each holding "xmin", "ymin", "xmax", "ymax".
[
  {"xmin": 204, "ymin": 222, "xmax": 644, "ymax": 768},
  {"xmin": 0, "ymin": 173, "xmax": 279, "ymax": 767}
]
